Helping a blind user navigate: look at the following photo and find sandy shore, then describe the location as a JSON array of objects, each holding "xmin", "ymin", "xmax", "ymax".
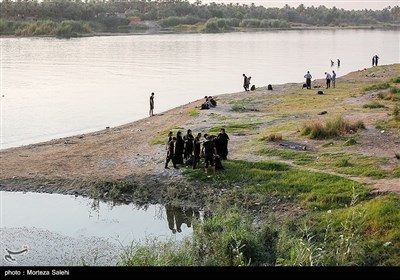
[{"xmin": 1, "ymin": 65, "xmax": 399, "ymax": 198}]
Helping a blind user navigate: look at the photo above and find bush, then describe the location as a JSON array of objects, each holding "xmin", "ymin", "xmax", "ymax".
[{"xmin": 301, "ymin": 116, "xmax": 365, "ymax": 139}]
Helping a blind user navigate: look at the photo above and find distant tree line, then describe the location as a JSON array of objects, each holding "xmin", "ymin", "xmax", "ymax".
[{"xmin": 0, "ymin": 0, "xmax": 399, "ymax": 36}]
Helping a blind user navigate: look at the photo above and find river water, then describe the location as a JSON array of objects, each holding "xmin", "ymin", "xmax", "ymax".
[{"xmin": 1, "ymin": 29, "xmax": 399, "ymax": 149}]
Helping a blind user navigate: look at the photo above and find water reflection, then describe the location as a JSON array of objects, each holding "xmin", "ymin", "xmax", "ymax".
[
  {"xmin": 165, "ymin": 205, "xmax": 200, "ymax": 234},
  {"xmin": 0, "ymin": 191, "xmax": 195, "ymax": 244}
]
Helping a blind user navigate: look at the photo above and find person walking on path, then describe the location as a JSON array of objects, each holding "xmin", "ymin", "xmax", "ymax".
[
  {"xmin": 337, "ymin": 59, "xmax": 340, "ymax": 67},
  {"xmin": 149, "ymin": 92, "xmax": 155, "ymax": 117},
  {"xmin": 325, "ymin": 72, "xmax": 332, "ymax": 89},
  {"xmin": 331, "ymin": 70, "xmax": 336, "ymax": 88},
  {"xmin": 304, "ymin": 71, "xmax": 312, "ymax": 89}
]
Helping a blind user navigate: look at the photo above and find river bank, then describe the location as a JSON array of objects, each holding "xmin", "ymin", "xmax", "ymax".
[{"xmin": 1, "ymin": 64, "xmax": 399, "ymax": 199}]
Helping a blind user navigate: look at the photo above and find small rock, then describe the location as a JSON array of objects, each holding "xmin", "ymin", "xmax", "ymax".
[{"xmin": 383, "ymin": 242, "xmax": 392, "ymax": 247}]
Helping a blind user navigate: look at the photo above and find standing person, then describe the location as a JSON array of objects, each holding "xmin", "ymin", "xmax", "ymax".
[
  {"xmin": 165, "ymin": 137, "xmax": 177, "ymax": 169},
  {"xmin": 183, "ymin": 129, "xmax": 194, "ymax": 160},
  {"xmin": 372, "ymin": 56, "xmax": 376, "ymax": 67},
  {"xmin": 325, "ymin": 72, "xmax": 332, "ymax": 89},
  {"xmin": 175, "ymin": 131, "xmax": 184, "ymax": 164},
  {"xmin": 243, "ymin": 74, "xmax": 249, "ymax": 91},
  {"xmin": 193, "ymin": 132, "xmax": 202, "ymax": 169},
  {"xmin": 304, "ymin": 71, "xmax": 312, "ymax": 89},
  {"xmin": 331, "ymin": 70, "xmax": 337, "ymax": 88},
  {"xmin": 337, "ymin": 59, "xmax": 340, "ymax": 67},
  {"xmin": 217, "ymin": 128, "xmax": 230, "ymax": 160},
  {"xmin": 149, "ymin": 92, "xmax": 154, "ymax": 117},
  {"xmin": 202, "ymin": 135, "xmax": 216, "ymax": 175},
  {"xmin": 166, "ymin": 131, "xmax": 173, "ymax": 151},
  {"xmin": 374, "ymin": 55, "xmax": 380, "ymax": 66},
  {"xmin": 331, "ymin": 60, "xmax": 334, "ymax": 67},
  {"xmin": 246, "ymin": 76, "xmax": 251, "ymax": 91}
]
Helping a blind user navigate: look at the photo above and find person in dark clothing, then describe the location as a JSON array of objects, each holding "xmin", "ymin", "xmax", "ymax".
[
  {"xmin": 214, "ymin": 154, "xmax": 224, "ymax": 171},
  {"xmin": 175, "ymin": 131, "xmax": 184, "ymax": 164},
  {"xmin": 193, "ymin": 132, "xmax": 202, "ymax": 169},
  {"xmin": 183, "ymin": 129, "xmax": 194, "ymax": 160},
  {"xmin": 217, "ymin": 128, "xmax": 230, "ymax": 160},
  {"xmin": 304, "ymin": 71, "xmax": 312, "ymax": 89},
  {"xmin": 243, "ymin": 73, "xmax": 249, "ymax": 91},
  {"xmin": 202, "ymin": 135, "xmax": 216, "ymax": 175},
  {"xmin": 149, "ymin": 92, "xmax": 154, "ymax": 117},
  {"xmin": 337, "ymin": 59, "xmax": 340, "ymax": 67},
  {"xmin": 374, "ymin": 55, "xmax": 379, "ymax": 66},
  {"xmin": 165, "ymin": 137, "xmax": 177, "ymax": 169}
]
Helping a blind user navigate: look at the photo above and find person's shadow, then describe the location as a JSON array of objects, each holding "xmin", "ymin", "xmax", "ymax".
[{"xmin": 165, "ymin": 205, "xmax": 199, "ymax": 234}]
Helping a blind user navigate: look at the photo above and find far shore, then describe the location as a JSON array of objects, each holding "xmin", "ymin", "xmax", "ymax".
[{"xmin": 1, "ymin": 24, "xmax": 399, "ymax": 39}]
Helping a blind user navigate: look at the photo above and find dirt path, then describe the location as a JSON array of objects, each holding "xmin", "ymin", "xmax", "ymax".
[{"xmin": 1, "ymin": 65, "xmax": 399, "ymax": 196}]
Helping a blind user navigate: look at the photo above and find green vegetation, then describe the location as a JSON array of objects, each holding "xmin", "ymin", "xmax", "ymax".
[
  {"xmin": 1, "ymin": 1, "xmax": 399, "ymax": 36},
  {"xmin": 301, "ymin": 115, "xmax": 365, "ymax": 139},
  {"xmin": 185, "ymin": 160, "xmax": 369, "ymax": 210},
  {"xmin": 120, "ymin": 207, "xmax": 278, "ymax": 266},
  {"xmin": 186, "ymin": 107, "xmax": 200, "ymax": 117},
  {"xmin": 120, "ymin": 190, "xmax": 399, "ymax": 266},
  {"xmin": 363, "ymin": 102, "xmax": 385, "ymax": 109},
  {"xmin": 208, "ymin": 122, "xmax": 259, "ymax": 134},
  {"xmin": 1, "ymin": 19, "xmax": 91, "ymax": 37}
]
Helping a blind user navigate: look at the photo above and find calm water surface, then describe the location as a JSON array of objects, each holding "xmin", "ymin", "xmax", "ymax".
[{"xmin": 1, "ymin": 30, "xmax": 399, "ymax": 149}]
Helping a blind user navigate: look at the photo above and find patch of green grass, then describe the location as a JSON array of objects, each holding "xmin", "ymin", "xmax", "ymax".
[
  {"xmin": 257, "ymin": 148, "xmax": 315, "ymax": 165},
  {"xmin": 346, "ymin": 195, "xmax": 400, "ymax": 265},
  {"xmin": 149, "ymin": 127, "xmax": 183, "ymax": 145},
  {"xmin": 343, "ymin": 138, "xmax": 357, "ymax": 146},
  {"xmin": 364, "ymin": 82, "xmax": 391, "ymax": 92},
  {"xmin": 310, "ymin": 153, "xmax": 388, "ymax": 178},
  {"xmin": 393, "ymin": 165, "xmax": 400, "ymax": 177},
  {"xmin": 208, "ymin": 122, "xmax": 259, "ymax": 134},
  {"xmin": 184, "ymin": 160, "xmax": 369, "ymax": 210},
  {"xmin": 186, "ymin": 107, "xmax": 200, "ymax": 117},
  {"xmin": 390, "ymin": 76, "xmax": 400, "ymax": 84},
  {"xmin": 231, "ymin": 104, "xmax": 247, "ymax": 112},
  {"xmin": 362, "ymin": 102, "xmax": 385, "ymax": 109},
  {"xmin": 208, "ymin": 113, "xmax": 228, "ymax": 121},
  {"xmin": 321, "ymin": 141, "xmax": 334, "ymax": 147},
  {"xmin": 301, "ymin": 115, "xmax": 365, "ymax": 139}
]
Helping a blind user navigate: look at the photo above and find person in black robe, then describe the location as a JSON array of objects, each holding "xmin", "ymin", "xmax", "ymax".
[
  {"xmin": 217, "ymin": 128, "xmax": 230, "ymax": 160},
  {"xmin": 165, "ymin": 137, "xmax": 177, "ymax": 169},
  {"xmin": 193, "ymin": 132, "xmax": 202, "ymax": 169},
  {"xmin": 183, "ymin": 129, "xmax": 194, "ymax": 160},
  {"xmin": 175, "ymin": 131, "xmax": 184, "ymax": 164}
]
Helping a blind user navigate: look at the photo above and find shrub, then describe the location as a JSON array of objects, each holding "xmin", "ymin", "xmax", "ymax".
[{"xmin": 301, "ymin": 116, "xmax": 365, "ymax": 139}]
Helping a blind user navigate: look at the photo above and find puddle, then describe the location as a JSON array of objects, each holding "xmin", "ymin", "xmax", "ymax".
[{"xmin": 0, "ymin": 191, "xmax": 198, "ymax": 266}]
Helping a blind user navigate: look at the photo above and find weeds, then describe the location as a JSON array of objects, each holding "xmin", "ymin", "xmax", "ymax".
[{"xmin": 301, "ymin": 116, "xmax": 365, "ymax": 139}]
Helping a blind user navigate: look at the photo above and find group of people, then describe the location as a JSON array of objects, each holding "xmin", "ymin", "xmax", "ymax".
[
  {"xmin": 331, "ymin": 59, "xmax": 341, "ymax": 67},
  {"xmin": 324, "ymin": 70, "xmax": 336, "ymax": 89},
  {"xmin": 201, "ymin": 96, "xmax": 217, "ymax": 110},
  {"xmin": 304, "ymin": 70, "xmax": 337, "ymax": 89},
  {"xmin": 165, "ymin": 128, "xmax": 230, "ymax": 175}
]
